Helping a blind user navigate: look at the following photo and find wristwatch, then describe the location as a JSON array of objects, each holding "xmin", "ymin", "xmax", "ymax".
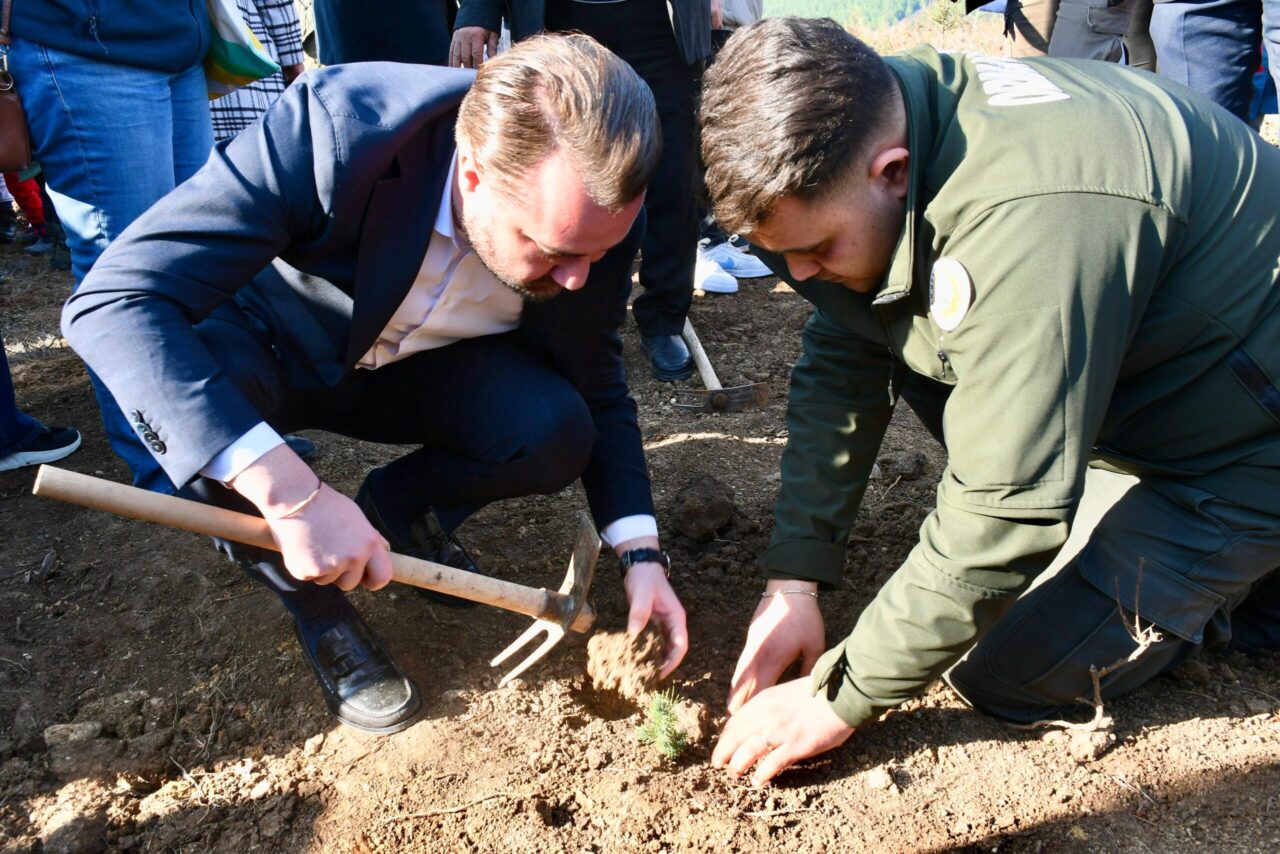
[{"xmin": 619, "ymin": 547, "xmax": 671, "ymax": 578}]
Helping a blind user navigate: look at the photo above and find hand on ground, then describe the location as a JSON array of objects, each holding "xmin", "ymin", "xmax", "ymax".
[
  {"xmin": 712, "ymin": 677, "xmax": 854, "ymax": 786},
  {"xmin": 727, "ymin": 582, "xmax": 825, "ymax": 712}
]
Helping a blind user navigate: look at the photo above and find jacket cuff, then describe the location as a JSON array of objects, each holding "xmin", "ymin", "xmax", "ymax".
[
  {"xmin": 453, "ymin": 4, "xmax": 503, "ymax": 32},
  {"xmin": 758, "ymin": 539, "xmax": 846, "ymax": 586},
  {"xmin": 810, "ymin": 646, "xmax": 877, "ymax": 729}
]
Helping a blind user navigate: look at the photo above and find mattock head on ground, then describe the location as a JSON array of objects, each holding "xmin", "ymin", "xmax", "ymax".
[{"xmin": 490, "ymin": 511, "xmax": 600, "ymax": 686}]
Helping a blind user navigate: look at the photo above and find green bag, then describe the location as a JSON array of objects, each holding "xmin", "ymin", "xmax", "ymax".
[{"xmin": 204, "ymin": 0, "xmax": 281, "ymax": 100}]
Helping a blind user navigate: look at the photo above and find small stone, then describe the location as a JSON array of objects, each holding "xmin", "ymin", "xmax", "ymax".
[
  {"xmin": 996, "ymin": 812, "xmax": 1016, "ymax": 830},
  {"xmin": 77, "ymin": 690, "xmax": 148, "ymax": 736},
  {"xmin": 585, "ymin": 747, "xmax": 610, "ymax": 770},
  {"xmin": 442, "ymin": 689, "xmax": 467, "ymax": 702},
  {"xmin": 303, "ymin": 733, "xmax": 325, "ymax": 756},
  {"xmin": 1244, "ymin": 697, "xmax": 1271, "ymax": 716},
  {"xmin": 951, "ymin": 819, "xmax": 971, "ymax": 836},
  {"xmin": 250, "ymin": 779, "xmax": 273, "ymax": 799},
  {"xmin": 865, "ymin": 766, "xmax": 894, "ymax": 791},
  {"xmin": 44, "ymin": 722, "xmax": 103, "ymax": 747},
  {"xmin": 1068, "ymin": 729, "xmax": 1113, "ymax": 763}
]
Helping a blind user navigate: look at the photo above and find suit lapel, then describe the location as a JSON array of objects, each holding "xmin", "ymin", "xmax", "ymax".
[{"xmin": 345, "ymin": 117, "xmax": 458, "ymax": 368}]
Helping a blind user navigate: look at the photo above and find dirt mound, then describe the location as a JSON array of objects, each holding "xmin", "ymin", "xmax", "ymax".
[{"xmin": 585, "ymin": 629, "xmax": 663, "ymax": 704}]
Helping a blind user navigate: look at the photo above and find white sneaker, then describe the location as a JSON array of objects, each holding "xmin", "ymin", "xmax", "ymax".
[
  {"xmin": 700, "ymin": 238, "xmax": 772, "ymax": 279},
  {"xmin": 695, "ymin": 248, "xmax": 738, "ymax": 294}
]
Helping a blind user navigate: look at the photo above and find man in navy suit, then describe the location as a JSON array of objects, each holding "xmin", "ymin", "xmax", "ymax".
[{"xmin": 63, "ymin": 35, "xmax": 687, "ymax": 734}]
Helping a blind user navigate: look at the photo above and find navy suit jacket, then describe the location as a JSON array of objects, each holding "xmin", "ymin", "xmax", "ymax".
[{"xmin": 62, "ymin": 62, "xmax": 654, "ymax": 529}]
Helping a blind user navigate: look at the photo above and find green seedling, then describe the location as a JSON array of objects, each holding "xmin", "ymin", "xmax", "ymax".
[{"xmin": 637, "ymin": 688, "xmax": 689, "ymax": 761}]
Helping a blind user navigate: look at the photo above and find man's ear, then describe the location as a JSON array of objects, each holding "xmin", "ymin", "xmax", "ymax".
[
  {"xmin": 869, "ymin": 145, "xmax": 910, "ymax": 200},
  {"xmin": 456, "ymin": 143, "xmax": 483, "ymax": 196}
]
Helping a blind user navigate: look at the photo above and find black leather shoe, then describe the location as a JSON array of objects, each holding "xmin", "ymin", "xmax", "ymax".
[
  {"xmin": 640, "ymin": 333, "xmax": 693, "ymax": 381},
  {"xmin": 355, "ymin": 476, "xmax": 483, "ymax": 607},
  {"xmin": 294, "ymin": 607, "xmax": 423, "ymax": 734},
  {"xmin": 283, "ymin": 432, "xmax": 318, "ymax": 461}
]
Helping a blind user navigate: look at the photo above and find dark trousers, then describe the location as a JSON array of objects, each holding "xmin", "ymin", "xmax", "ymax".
[
  {"xmin": 197, "ymin": 302, "xmax": 596, "ymax": 533},
  {"xmin": 0, "ymin": 332, "xmax": 41, "ymax": 456},
  {"xmin": 898, "ymin": 372, "xmax": 1280, "ymax": 723},
  {"xmin": 314, "ymin": 0, "xmax": 452, "ymax": 66},
  {"xmin": 545, "ymin": 0, "xmax": 700, "ymax": 337}
]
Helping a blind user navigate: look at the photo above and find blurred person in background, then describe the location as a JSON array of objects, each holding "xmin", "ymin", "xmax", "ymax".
[{"xmin": 7, "ymin": 0, "xmax": 214, "ymax": 494}]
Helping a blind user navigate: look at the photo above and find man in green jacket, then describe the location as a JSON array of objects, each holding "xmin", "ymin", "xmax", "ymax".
[{"xmin": 701, "ymin": 16, "xmax": 1280, "ymax": 786}]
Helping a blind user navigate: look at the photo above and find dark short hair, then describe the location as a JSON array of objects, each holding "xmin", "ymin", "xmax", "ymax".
[
  {"xmin": 457, "ymin": 33, "xmax": 661, "ymax": 211},
  {"xmin": 700, "ymin": 17, "xmax": 899, "ymax": 234}
]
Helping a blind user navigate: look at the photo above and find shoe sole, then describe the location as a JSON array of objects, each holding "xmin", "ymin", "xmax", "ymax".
[
  {"xmin": 0, "ymin": 433, "xmax": 82, "ymax": 473},
  {"xmin": 698, "ymin": 281, "xmax": 739, "ymax": 294},
  {"xmin": 649, "ymin": 362, "xmax": 694, "ymax": 382}
]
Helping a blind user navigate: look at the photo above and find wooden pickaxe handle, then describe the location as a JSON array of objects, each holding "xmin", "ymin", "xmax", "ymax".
[
  {"xmin": 682, "ymin": 317, "xmax": 723, "ymax": 392},
  {"xmin": 33, "ymin": 466, "xmax": 595, "ymax": 633}
]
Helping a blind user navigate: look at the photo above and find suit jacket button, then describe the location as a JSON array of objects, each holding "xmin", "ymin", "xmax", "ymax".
[
  {"xmin": 130, "ymin": 410, "xmax": 144, "ymax": 424},
  {"xmin": 149, "ymin": 441, "xmax": 166, "ymax": 454}
]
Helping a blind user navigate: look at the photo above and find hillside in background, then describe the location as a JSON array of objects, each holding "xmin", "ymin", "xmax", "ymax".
[{"xmin": 764, "ymin": 0, "xmax": 929, "ymax": 28}]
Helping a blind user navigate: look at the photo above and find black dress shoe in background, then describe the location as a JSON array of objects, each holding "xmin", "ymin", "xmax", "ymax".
[
  {"xmin": 355, "ymin": 476, "xmax": 483, "ymax": 607},
  {"xmin": 283, "ymin": 432, "xmax": 318, "ymax": 461},
  {"xmin": 640, "ymin": 333, "xmax": 693, "ymax": 381},
  {"xmin": 291, "ymin": 595, "xmax": 423, "ymax": 734}
]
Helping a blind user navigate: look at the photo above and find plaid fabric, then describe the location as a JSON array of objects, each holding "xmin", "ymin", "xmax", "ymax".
[{"xmin": 211, "ymin": 0, "xmax": 306, "ymax": 141}]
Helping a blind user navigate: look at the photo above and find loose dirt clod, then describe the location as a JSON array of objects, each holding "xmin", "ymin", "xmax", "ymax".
[
  {"xmin": 671, "ymin": 477, "xmax": 735, "ymax": 542},
  {"xmin": 585, "ymin": 629, "xmax": 663, "ymax": 704}
]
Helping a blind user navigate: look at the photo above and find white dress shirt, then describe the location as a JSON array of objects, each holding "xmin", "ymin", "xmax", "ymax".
[{"xmin": 201, "ymin": 156, "xmax": 656, "ymax": 546}]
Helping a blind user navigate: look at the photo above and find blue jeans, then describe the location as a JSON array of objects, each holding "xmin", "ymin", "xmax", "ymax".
[
  {"xmin": 0, "ymin": 333, "xmax": 42, "ymax": 456},
  {"xmin": 9, "ymin": 38, "xmax": 213, "ymax": 493},
  {"xmin": 1150, "ymin": 0, "xmax": 1280, "ymax": 122}
]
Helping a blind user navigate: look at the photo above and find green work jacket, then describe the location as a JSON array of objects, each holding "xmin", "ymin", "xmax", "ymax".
[{"xmin": 759, "ymin": 48, "xmax": 1280, "ymax": 729}]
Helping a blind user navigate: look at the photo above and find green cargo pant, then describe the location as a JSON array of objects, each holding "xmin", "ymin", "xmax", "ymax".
[{"xmin": 947, "ymin": 468, "xmax": 1280, "ymax": 724}]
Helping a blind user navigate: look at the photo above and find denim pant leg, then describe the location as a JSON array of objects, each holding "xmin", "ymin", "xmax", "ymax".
[
  {"xmin": 1264, "ymin": 0, "xmax": 1280, "ymax": 96},
  {"xmin": 9, "ymin": 38, "xmax": 213, "ymax": 493},
  {"xmin": 0, "ymin": 333, "xmax": 42, "ymax": 456},
  {"xmin": 1150, "ymin": 0, "xmax": 1262, "ymax": 121},
  {"xmin": 949, "ymin": 468, "xmax": 1280, "ymax": 724}
]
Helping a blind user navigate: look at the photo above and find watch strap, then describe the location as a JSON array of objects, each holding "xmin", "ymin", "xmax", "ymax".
[{"xmin": 619, "ymin": 547, "xmax": 670, "ymax": 577}]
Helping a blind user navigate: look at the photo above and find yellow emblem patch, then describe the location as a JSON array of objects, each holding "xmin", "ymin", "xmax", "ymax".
[{"xmin": 929, "ymin": 257, "xmax": 972, "ymax": 332}]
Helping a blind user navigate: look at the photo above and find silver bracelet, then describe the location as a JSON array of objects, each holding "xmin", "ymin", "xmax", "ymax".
[{"xmin": 761, "ymin": 589, "xmax": 818, "ymax": 599}]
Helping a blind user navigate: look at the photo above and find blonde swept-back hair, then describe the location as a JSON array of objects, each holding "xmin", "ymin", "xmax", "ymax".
[{"xmin": 456, "ymin": 33, "xmax": 661, "ymax": 212}]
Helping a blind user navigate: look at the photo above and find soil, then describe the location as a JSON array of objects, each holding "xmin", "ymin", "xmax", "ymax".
[
  {"xmin": 586, "ymin": 630, "xmax": 663, "ymax": 705},
  {"xmin": 2, "ymin": 21, "xmax": 1279, "ymax": 845},
  {"xmin": 2, "ymin": 238, "xmax": 1278, "ymax": 854}
]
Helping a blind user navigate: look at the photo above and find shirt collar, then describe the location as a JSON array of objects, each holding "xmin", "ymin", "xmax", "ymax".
[{"xmin": 434, "ymin": 150, "xmax": 463, "ymax": 249}]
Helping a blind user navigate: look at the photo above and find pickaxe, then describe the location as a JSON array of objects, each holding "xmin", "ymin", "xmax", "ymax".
[
  {"xmin": 674, "ymin": 317, "xmax": 768, "ymax": 413},
  {"xmin": 32, "ymin": 465, "xmax": 597, "ymax": 686}
]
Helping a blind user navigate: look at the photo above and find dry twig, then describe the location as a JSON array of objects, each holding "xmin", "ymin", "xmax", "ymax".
[
  {"xmin": 385, "ymin": 792, "xmax": 520, "ymax": 821},
  {"xmin": 742, "ymin": 807, "xmax": 819, "ymax": 819},
  {"xmin": 1013, "ymin": 560, "xmax": 1164, "ymax": 733}
]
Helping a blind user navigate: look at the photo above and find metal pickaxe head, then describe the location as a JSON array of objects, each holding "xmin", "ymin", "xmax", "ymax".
[
  {"xmin": 673, "ymin": 382, "xmax": 769, "ymax": 413},
  {"xmin": 489, "ymin": 511, "xmax": 600, "ymax": 686}
]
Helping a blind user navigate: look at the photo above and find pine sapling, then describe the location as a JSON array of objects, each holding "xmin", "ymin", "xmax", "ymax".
[{"xmin": 637, "ymin": 688, "xmax": 689, "ymax": 761}]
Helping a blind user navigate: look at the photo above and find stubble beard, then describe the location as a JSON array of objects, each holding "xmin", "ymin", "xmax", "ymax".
[{"xmin": 458, "ymin": 207, "xmax": 564, "ymax": 304}]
